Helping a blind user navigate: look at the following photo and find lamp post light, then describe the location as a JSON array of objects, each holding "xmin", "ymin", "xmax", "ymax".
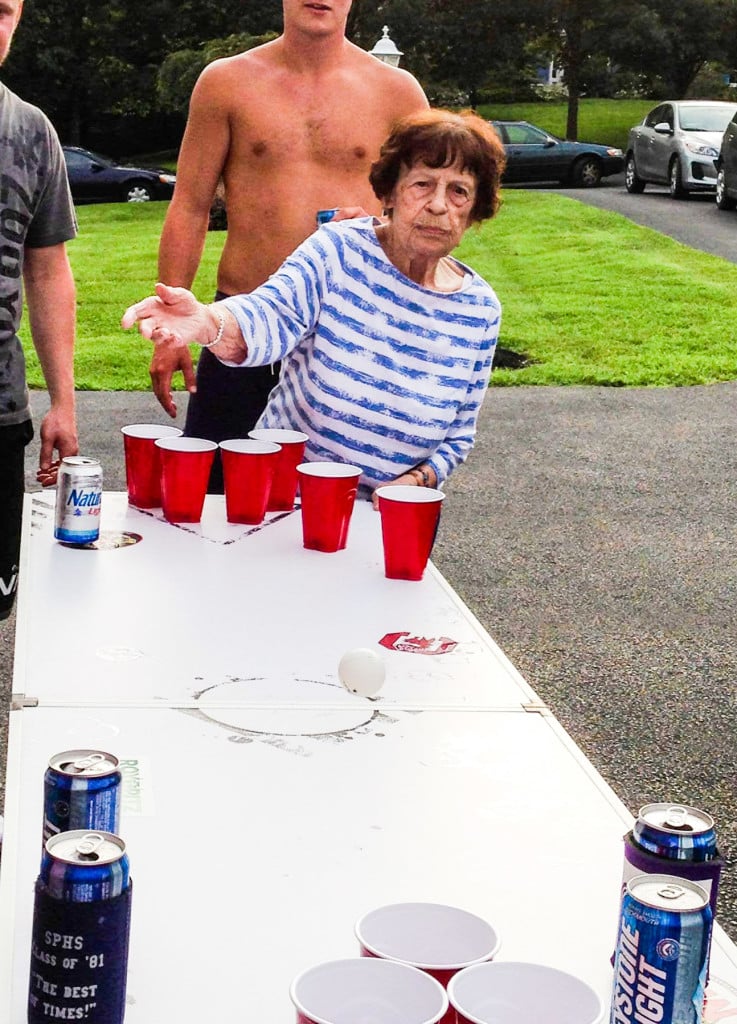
[{"xmin": 370, "ymin": 25, "xmax": 403, "ymax": 68}]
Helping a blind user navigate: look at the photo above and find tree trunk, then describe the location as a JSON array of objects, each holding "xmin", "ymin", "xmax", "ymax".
[{"xmin": 566, "ymin": 86, "xmax": 580, "ymax": 141}]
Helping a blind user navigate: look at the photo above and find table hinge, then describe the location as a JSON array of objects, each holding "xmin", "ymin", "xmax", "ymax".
[
  {"xmin": 522, "ymin": 700, "xmax": 551, "ymax": 716},
  {"xmin": 11, "ymin": 694, "xmax": 39, "ymax": 710}
]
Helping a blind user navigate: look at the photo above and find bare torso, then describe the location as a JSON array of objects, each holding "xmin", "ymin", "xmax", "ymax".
[{"xmin": 161, "ymin": 37, "xmax": 428, "ymax": 296}]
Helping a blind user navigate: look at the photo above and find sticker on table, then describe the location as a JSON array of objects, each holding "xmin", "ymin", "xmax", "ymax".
[
  {"xmin": 705, "ymin": 977, "xmax": 737, "ymax": 1021},
  {"xmin": 118, "ymin": 757, "xmax": 155, "ymax": 816},
  {"xmin": 379, "ymin": 632, "xmax": 458, "ymax": 655}
]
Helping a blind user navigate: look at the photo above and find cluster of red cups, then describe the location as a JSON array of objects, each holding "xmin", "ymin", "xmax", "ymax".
[
  {"xmin": 290, "ymin": 901, "xmax": 603, "ymax": 1024},
  {"xmin": 122, "ymin": 424, "xmax": 445, "ymax": 580}
]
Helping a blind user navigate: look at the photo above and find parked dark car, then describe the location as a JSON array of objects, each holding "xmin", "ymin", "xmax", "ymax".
[
  {"xmin": 624, "ymin": 101, "xmax": 737, "ymax": 198},
  {"xmin": 489, "ymin": 120, "xmax": 624, "ymax": 187},
  {"xmin": 715, "ymin": 109, "xmax": 737, "ymax": 211},
  {"xmin": 62, "ymin": 146, "xmax": 176, "ymax": 204}
]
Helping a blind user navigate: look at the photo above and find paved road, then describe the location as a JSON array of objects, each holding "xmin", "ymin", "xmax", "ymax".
[
  {"xmin": 564, "ymin": 172, "xmax": 737, "ymax": 263},
  {"xmin": 2, "ymin": 385, "xmax": 736, "ymax": 946}
]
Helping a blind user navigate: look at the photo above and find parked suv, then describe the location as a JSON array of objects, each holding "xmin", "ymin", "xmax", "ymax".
[
  {"xmin": 715, "ymin": 110, "xmax": 737, "ymax": 211},
  {"xmin": 625, "ymin": 100, "xmax": 737, "ymax": 198}
]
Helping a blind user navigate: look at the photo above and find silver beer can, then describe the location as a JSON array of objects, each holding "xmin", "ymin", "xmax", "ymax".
[{"xmin": 54, "ymin": 457, "xmax": 103, "ymax": 544}]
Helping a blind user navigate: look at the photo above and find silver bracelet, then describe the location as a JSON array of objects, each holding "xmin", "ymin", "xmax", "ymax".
[{"xmin": 201, "ymin": 307, "xmax": 225, "ymax": 349}]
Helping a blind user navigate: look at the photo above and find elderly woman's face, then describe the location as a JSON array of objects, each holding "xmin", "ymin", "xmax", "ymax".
[{"xmin": 383, "ymin": 158, "xmax": 477, "ymax": 262}]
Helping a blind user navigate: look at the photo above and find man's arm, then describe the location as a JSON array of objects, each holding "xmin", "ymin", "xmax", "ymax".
[
  {"xmin": 153, "ymin": 62, "xmax": 233, "ymax": 415},
  {"xmin": 23, "ymin": 243, "xmax": 78, "ymax": 485}
]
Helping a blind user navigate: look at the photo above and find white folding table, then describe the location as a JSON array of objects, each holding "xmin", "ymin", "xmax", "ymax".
[{"xmin": 2, "ymin": 494, "xmax": 737, "ymax": 1022}]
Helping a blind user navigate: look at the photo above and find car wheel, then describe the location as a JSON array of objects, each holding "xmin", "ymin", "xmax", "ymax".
[
  {"xmin": 124, "ymin": 181, "xmax": 153, "ymax": 203},
  {"xmin": 715, "ymin": 168, "xmax": 736, "ymax": 211},
  {"xmin": 668, "ymin": 158, "xmax": 687, "ymax": 199},
  {"xmin": 572, "ymin": 156, "xmax": 602, "ymax": 187},
  {"xmin": 624, "ymin": 154, "xmax": 645, "ymax": 193}
]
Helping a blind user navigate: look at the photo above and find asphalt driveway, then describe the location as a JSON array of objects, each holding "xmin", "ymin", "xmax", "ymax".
[{"xmin": 565, "ymin": 171, "xmax": 737, "ymax": 263}]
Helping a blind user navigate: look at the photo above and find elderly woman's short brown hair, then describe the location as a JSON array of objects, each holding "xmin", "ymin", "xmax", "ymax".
[{"xmin": 369, "ymin": 108, "xmax": 507, "ymax": 224}]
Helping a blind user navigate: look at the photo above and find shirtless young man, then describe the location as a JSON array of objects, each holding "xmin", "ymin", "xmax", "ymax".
[{"xmin": 153, "ymin": 0, "xmax": 428, "ymax": 490}]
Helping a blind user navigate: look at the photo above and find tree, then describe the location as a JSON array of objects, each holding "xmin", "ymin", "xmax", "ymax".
[{"xmin": 157, "ymin": 34, "xmax": 279, "ymax": 116}]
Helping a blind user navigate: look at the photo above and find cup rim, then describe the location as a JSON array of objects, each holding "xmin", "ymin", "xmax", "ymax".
[
  {"xmin": 446, "ymin": 961, "xmax": 603, "ymax": 1024},
  {"xmin": 297, "ymin": 461, "xmax": 362, "ymax": 480},
  {"xmin": 121, "ymin": 423, "xmax": 184, "ymax": 440},
  {"xmin": 248, "ymin": 428, "xmax": 308, "ymax": 445},
  {"xmin": 355, "ymin": 902, "xmax": 501, "ymax": 970},
  {"xmin": 154, "ymin": 437, "xmax": 218, "ymax": 453},
  {"xmin": 219, "ymin": 439, "xmax": 281, "ymax": 455},
  {"xmin": 290, "ymin": 958, "xmax": 449, "ymax": 1024},
  {"xmin": 375, "ymin": 485, "xmax": 445, "ymax": 504}
]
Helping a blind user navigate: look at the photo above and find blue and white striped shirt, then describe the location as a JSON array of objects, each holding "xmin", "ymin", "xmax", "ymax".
[{"xmin": 222, "ymin": 218, "xmax": 501, "ymax": 492}]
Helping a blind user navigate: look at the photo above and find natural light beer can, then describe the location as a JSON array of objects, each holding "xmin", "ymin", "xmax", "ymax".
[
  {"xmin": 54, "ymin": 457, "xmax": 103, "ymax": 544},
  {"xmin": 29, "ymin": 831, "xmax": 132, "ymax": 1024},
  {"xmin": 611, "ymin": 874, "xmax": 712, "ymax": 1024}
]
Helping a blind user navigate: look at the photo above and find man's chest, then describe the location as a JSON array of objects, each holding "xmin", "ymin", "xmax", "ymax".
[{"xmin": 230, "ymin": 99, "xmax": 388, "ymax": 174}]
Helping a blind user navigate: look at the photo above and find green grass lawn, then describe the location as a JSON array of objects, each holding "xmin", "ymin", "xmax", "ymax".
[
  {"xmin": 21, "ymin": 195, "xmax": 737, "ymax": 390},
  {"xmin": 476, "ymin": 97, "xmax": 654, "ymax": 152}
]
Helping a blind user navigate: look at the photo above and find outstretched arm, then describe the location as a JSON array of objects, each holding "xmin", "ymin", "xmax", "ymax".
[
  {"xmin": 123, "ymin": 284, "xmax": 247, "ymax": 364},
  {"xmin": 23, "ymin": 243, "xmax": 78, "ymax": 486}
]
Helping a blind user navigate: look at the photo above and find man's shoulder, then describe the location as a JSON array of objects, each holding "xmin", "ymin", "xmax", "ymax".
[
  {"xmin": 0, "ymin": 83, "xmax": 55, "ymax": 132},
  {"xmin": 341, "ymin": 43, "xmax": 427, "ymax": 108},
  {"xmin": 201, "ymin": 37, "xmax": 281, "ymax": 78}
]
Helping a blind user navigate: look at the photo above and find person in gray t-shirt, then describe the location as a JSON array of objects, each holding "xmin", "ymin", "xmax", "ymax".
[{"xmin": 0, "ymin": 0, "xmax": 78, "ymax": 618}]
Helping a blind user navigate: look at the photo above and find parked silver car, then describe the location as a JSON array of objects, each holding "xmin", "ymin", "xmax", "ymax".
[{"xmin": 625, "ymin": 100, "xmax": 737, "ymax": 198}]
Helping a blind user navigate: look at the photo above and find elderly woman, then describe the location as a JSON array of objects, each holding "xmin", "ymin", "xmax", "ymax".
[{"xmin": 123, "ymin": 109, "xmax": 506, "ymax": 500}]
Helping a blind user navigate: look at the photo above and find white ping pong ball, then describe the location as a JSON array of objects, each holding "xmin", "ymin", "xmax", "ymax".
[{"xmin": 338, "ymin": 648, "xmax": 386, "ymax": 696}]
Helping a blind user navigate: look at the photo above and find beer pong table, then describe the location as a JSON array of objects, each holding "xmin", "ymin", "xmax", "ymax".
[{"xmin": 2, "ymin": 493, "xmax": 737, "ymax": 1022}]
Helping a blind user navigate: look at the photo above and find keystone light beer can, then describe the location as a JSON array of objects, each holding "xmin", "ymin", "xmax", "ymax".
[
  {"xmin": 610, "ymin": 874, "xmax": 712, "ymax": 1024},
  {"xmin": 54, "ymin": 457, "xmax": 103, "ymax": 544},
  {"xmin": 633, "ymin": 805, "xmax": 717, "ymax": 862},
  {"xmin": 30, "ymin": 831, "xmax": 132, "ymax": 1024},
  {"xmin": 43, "ymin": 750, "xmax": 121, "ymax": 847},
  {"xmin": 621, "ymin": 804, "xmax": 723, "ymax": 922}
]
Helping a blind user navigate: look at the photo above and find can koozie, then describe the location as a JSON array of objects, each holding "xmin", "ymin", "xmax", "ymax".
[
  {"xmin": 623, "ymin": 832, "xmax": 724, "ymax": 919},
  {"xmin": 28, "ymin": 879, "xmax": 133, "ymax": 1024}
]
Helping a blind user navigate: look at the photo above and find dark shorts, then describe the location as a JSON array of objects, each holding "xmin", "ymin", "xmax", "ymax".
[
  {"xmin": 184, "ymin": 291, "xmax": 281, "ymax": 494},
  {"xmin": 0, "ymin": 419, "xmax": 34, "ymax": 620}
]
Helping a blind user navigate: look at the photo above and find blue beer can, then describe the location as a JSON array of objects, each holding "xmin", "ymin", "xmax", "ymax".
[
  {"xmin": 30, "ymin": 831, "xmax": 132, "ymax": 1024},
  {"xmin": 41, "ymin": 831, "xmax": 130, "ymax": 901},
  {"xmin": 54, "ymin": 456, "xmax": 103, "ymax": 544},
  {"xmin": 44, "ymin": 749, "xmax": 122, "ymax": 846},
  {"xmin": 316, "ymin": 208, "xmax": 339, "ymax": 226},
  {"xmin": 611, "ymin": 874, "xmax": 712, "ymax": 1024},
  {"xmin": 633, "ymin": 804, "xmax": 717, "ymax": 862}
]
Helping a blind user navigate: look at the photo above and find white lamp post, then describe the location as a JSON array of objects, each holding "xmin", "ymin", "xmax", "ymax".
[{"xmin": 370, "ymin": 26, "xmax": 403, "ymax": 67}]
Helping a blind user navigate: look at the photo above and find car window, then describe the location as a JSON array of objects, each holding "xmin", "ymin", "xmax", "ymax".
[
  {"xmin": 63, "ymin": 151, "xmax": 89, "ymax": 170},
  {"xmin": 644, "ymin": 106, "xmax": 665, "ymax": 129},
  {"xmin": 678, "ymin": 105, "xmax": 737, "ymax": 132},
  {"xmin": 504, "ymin": 123, "xmax": 551, "ymax": 145}
]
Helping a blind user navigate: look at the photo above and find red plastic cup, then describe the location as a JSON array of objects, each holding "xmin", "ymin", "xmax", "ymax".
[
  {"xmin": 154, "ymin": 437, "xmax": 217, "ymax": 523},
  {"xmin": 290, "ymin": 958, "xmax": 448, "ymax": 1024},
  {"xmin": 355, "ymin": 903, "xmax": 501, "ymax": 1024},
  {"xmin": 121, "ymin": 424, "xmax": 183, "ymax": 508},
  {"xmin": 447, "ymin": 962, "xmax": 604, "ymax": 1024},
  {"xmin": 376, "ymin": 485, "xmax": 445, "ymax": 581},
  {"xmin": 248, "ymin": 428, "xmax": 308, "ymax": 511},
  {"xmin": 219, "ymin": 439, "xmax": 281, "ymax": 524},
  {"xmin": 297, "ymin": 462, "xmax": 362, "ymax": 553}
]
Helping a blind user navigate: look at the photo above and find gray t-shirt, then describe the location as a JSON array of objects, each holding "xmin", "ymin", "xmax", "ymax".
[{"xmin": 0, "ymin": 82, "xmax": 77, "ymax": 426}]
